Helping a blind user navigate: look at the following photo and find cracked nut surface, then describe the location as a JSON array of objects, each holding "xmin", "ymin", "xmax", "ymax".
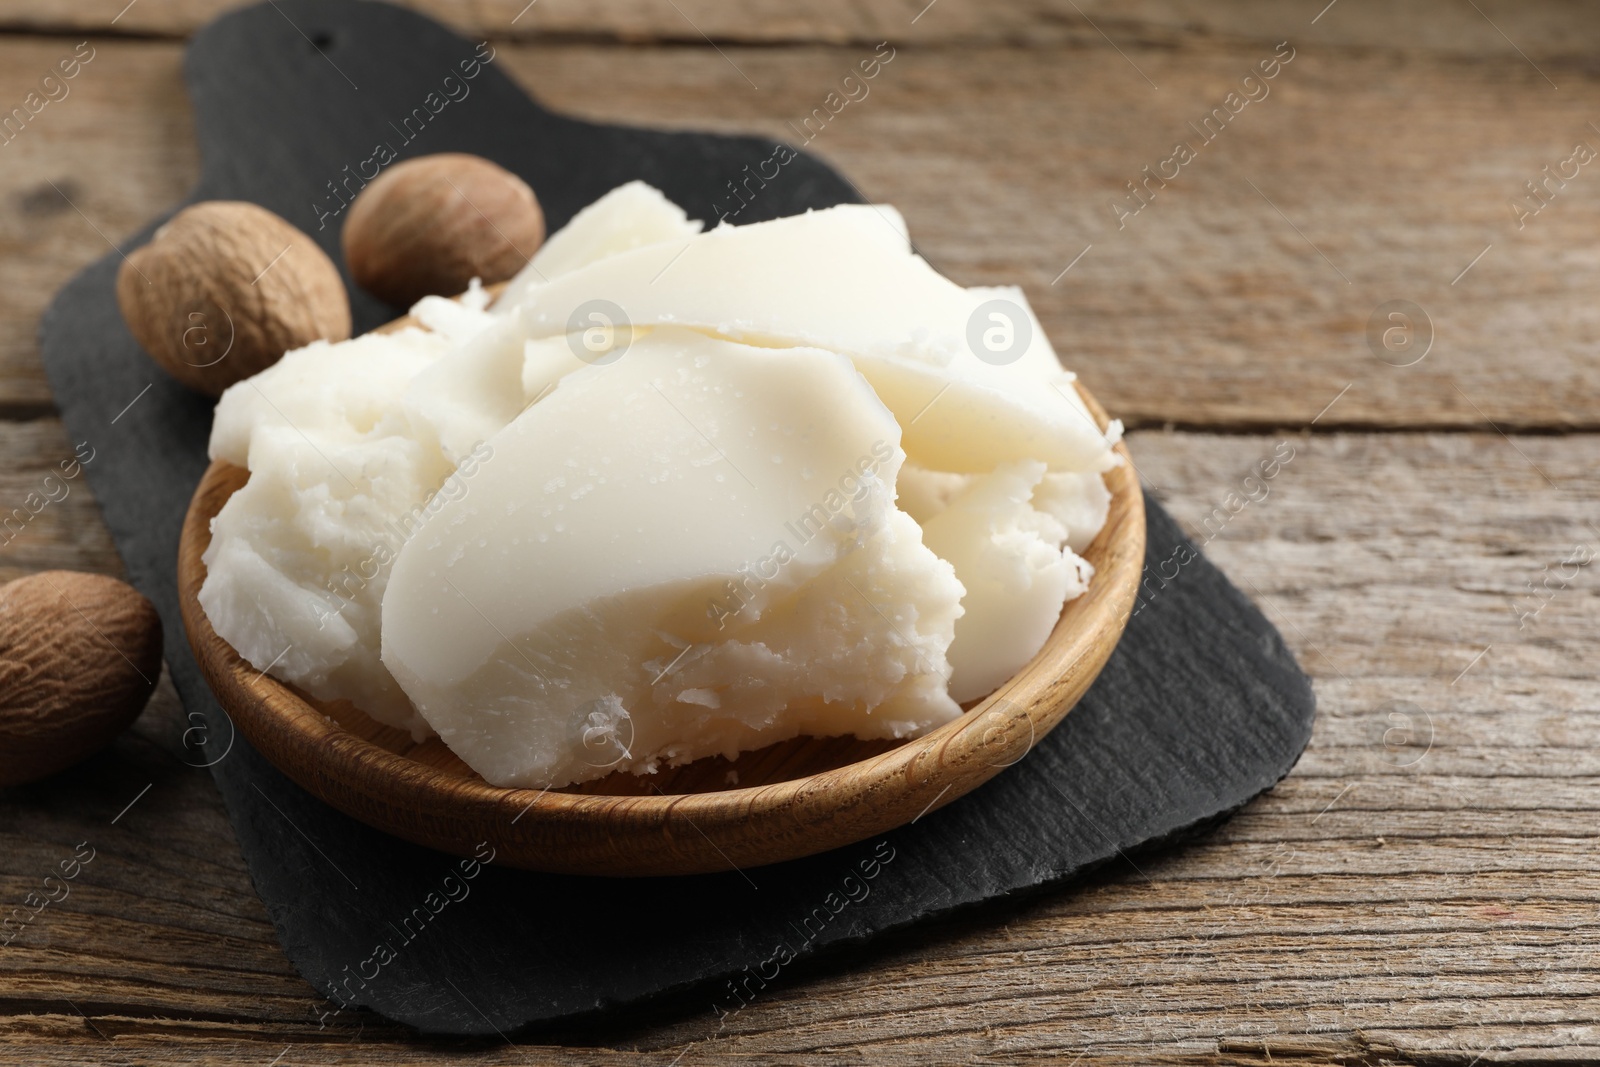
[
  {"xmin": 116, "ymin": 200, "xmax": 351, "ymax": 397},
  {"xmin": 0, "ymin": 571, "xmax": 164, "ymax": 787},
  {"xmin": 342, "ymin": 153, "xmax": 545, "ymax": 307}
]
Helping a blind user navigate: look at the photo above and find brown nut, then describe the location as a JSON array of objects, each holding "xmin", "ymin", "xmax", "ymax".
[
  {"xmin": 342, "ymin": 153, "xmax": 544, "ymax": 308},
  {"xmin": 0, "ymin": 571, "xmax": 163, "ymax": 788},
  {"xmin": 117, "ymin": 201, "xmax": 352, "ymax": 397}
]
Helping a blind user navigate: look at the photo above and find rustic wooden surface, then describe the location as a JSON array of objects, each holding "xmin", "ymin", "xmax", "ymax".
[{"xmin": 2, "ymin": 1, "xmax": 1598, "ymax": 1062}]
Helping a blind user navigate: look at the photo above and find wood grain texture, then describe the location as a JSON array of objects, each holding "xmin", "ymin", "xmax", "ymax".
[
  {"xmin": 0, "ymin": 420, "xmax": 119, "ymax": 581},
  {"xmin": 3, "ymin": 0, "xmax": 1597, "ymax": 1060},
  {"xmin": 0, "ymin": 37, "xmax": 198, "ymax": 417},
  {"xmin": 5, "ymin": 0, "xmax": 1600, "ymax": 55},
  {"xmin": 2, "ymin": 30, "xmax": 1600, "ymax": 430},
  {"xmin": 175, "ymin": 396, "xmax": 1142, "ymax": 876},
  {"xmin": 500, "ymin": 40, "xmax": 1600, "ymax": 434},
  {"xmin": 4, "ymin": 427, "xmax": 1598, "ymax": 1062}
]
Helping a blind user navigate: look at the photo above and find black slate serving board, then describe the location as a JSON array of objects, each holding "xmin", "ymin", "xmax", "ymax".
[{"xmin": 37, "ymin": 0, "xmax": 1315, "ymax": 1036}]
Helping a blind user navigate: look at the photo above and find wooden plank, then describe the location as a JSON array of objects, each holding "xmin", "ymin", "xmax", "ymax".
[
  {"xmin": 499, "ymin": 39, "xmax": 1600, "ymax": 432},
  {"xmin": 0, "ymin": 417, "xmax": 120, "ymax": 580},
  {"xmin": 0, "ymin": 37, "xmax": 199, "ymax": 417},
  {"xmin": 3, "ymin": 8, "xmax": 1596, "ymax": 1060},
  {"xmin": 2, "ymin": 423, "xmax": 1596, "ymax": 1062},
  {"xmin": 2, "ymin": 36, "xmax": 1599, "ymax": 430},
  {"xmin": 3, "ymin": 0, "xmax": 1599, "ymax": 55}
]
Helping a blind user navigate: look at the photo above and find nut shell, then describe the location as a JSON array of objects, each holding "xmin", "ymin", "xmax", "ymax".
[
  {"xmin": 0, "ymin": 571, "xmax": 163, "ymax": 787},
  {"xmin": 117, "ymin": 201, "xmax": 351, "ymax": 397},
  {"xmin": 342, "ymin": 153, "xmax": 545, "ymax": 307}
]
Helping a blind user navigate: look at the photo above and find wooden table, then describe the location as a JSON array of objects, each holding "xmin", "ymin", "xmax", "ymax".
[{"xmin": 3, "ymin": 1, "xmax": 1597, "ymax": 1062}]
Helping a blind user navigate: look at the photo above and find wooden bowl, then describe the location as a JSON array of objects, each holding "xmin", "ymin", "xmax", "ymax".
[{"xmin": 178, "ymin": 317, "xmax": 1144, "ymax": 876}]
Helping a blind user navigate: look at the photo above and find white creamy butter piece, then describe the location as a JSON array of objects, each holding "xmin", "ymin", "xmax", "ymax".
[
  {"xmin": 410, "ymin": 279, "xmax": 495, "ymax": 342},
  {"xmin": 399, "ymin": 313, "xmax": 529, "ymax": 465},
  {"xmin": 919, "ymin": 461, "xmax": 1092, "ymax": 703},
  {"xmin": 895, "ymin": 464, "xmax": 972, "ymax": 526},
  {"xmin": 202, "ymin": 326, "xmax": 496, "ymax": 736},
  {"xmin": 496, "ymin": 180, "xmax": 704, "ymax": 308},
  {"xmin": 500, "ymin": 206, "xmax": 1118, "ymax": 474},
  {"xmin": 208, "ymin": 327, "xmax": 452, "ymax": 466},
  {"xmin": 200, "ymin": 425, "xmax": 466, "ymax": 735},
  {"xmin": 1036, "ymin": 469, "xmax": 1114, "ymax": 555},
  {"xmin": 901, "ymin": 463, "xmax": 1113, "ymax": 557},
  {"xmin": 381, "ymin": 327, "xmax": 966, "ymax": 789}
]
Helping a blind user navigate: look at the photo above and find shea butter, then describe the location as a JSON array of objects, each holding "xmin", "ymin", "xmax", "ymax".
[
  {"xmin": 507, "ymin": 206, "xmax": 1114, "ymax": 475},
  {"xmin": 200, "ymin": 181, "xmax": 1120, "ymax": 789},
  {"xmin": 382, "ymin": 328, "xmax": 964, "ymax": 787}
]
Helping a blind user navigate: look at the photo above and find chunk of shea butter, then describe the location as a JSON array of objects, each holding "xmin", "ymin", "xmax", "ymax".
[
  {"xmin": 409, "ymin": 278, "xmax": 495, "ymax": 344},
  {"xmin": 1035, "ymin": 469, "xmax": 1113, "ymax": 556},
  {"xmin": 895, "ymin": 464, "xmax": 971, "ymax": 526},
  {"xmin": 503, "ymin": 205, "xmax": 1117, "ymax": 474},
  {"xmin": 201, "ymin": 327, "xmax": 468, "ymax": 736},
  {"xmin": 381, "ymin": 327, "xmax": 966, "ymax": 789},
  {"xmin": 919, "ymin": 461, "xmax": 1092, "ymax": 704},
  {"xmin": 495, "ymin": 180, "xmax": 703, "ymax": 308},
  {"xmin": 900, "ymin": 463, "xmax": 1113, "ymax": 557},
  {"xmin": 399, "ymin": 312, "xmax": 529, "ymax": 464},
  {"xmin": 208, "ymin": 326, "xmax": 451, "ymax": 467}
]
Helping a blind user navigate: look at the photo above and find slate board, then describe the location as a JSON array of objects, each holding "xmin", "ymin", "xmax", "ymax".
[{"xmin": 36, "ymin": 0, "xmax": 1316, "ymax": 1036}]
